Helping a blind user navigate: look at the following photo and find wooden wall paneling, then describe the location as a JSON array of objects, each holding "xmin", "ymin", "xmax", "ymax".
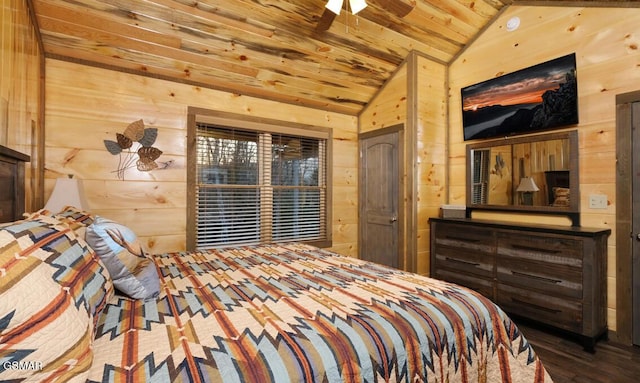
[
  {"xmin": 449, "ymin": 6, "xmax": 640, "ymax": 333},
  {"xmin": 447, "ymin": 141, "xmax": 468, "ymax": 206},
  {"xmin": 323, "ymin": 125, "xmax": 358, "ymax": 256},
  {"xmin": 359, "ymin": 65, "xmax": 408, "ymax": 133},
  {"xmin": 405, "ymin": 55, "xmax": 418, "ymax": 274},
  {"xmin": 46, "ymin": 116, "xmax": 188, "ymax": 157},
  {"xmin": 415, "ymin": 54, "xmax": 447, "ymax": 276},
  {"xmin": 579, "ymin": 121, "xmax": 616, "ymax": 152},
  {"xmin": 45, "ymin": 59, "xmax": 358, "ymax": 255},
  {"xmin": 82, "ymin": 180, "xmax": 187, "ymax": 210},
  {"xmin": 580, "ymin": 149, "xmax": 616, "ymax": 185},
  {"xmin": 92, "ymin": 207, "xmax": 185, "ymax": 237},
  {"xmin": 1, "ymin": 0, "xmax": 43, "ymax": 212},
  {"xmin": 578, "ymin": 64, "xmax": 640, "ymax": 125},
  {"xmin": 44, "ymin": 148, "xmax": 184, "ymax": 182}
]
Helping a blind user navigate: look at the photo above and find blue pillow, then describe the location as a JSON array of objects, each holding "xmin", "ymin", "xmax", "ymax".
[{"xmin": 85, "ymin": 216, "xmax": 160, "ymax": 300}]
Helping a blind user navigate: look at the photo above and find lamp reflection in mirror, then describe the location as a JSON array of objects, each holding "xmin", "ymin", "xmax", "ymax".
[
  {"xmin": 44, "ymin": 175, "xmax": 89, "ymax": 213},
  {"xmin": 326, "ymin": 0, "xmax": 367, "ymax": 15},
  {"xmin": 516, "ymin": 177, "xmax": 539, "ymax": 206}
]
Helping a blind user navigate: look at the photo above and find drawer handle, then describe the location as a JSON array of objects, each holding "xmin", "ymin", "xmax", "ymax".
[
  {"xmin": 511, "ymin": 298, "xmax": 562, "ymax": 314},
  {"xmin": 511, "ymin": 271, "xmax": 561, "ymax": 284},
  {"xmin": 509, "ymin": 243, "xmax": 561, "ymax": 254},
  {"xmin": 445, "ymin": 257, "xmax": 480, "ymax": 267}
]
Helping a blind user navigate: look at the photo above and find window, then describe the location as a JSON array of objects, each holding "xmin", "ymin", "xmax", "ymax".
[
  {"xmin": 188, "ymin": 111, "xmax": 331, "ymax": 250},
  {"xmin": 472, "ymin": 149, "xmax": 489, "ymax": 204}
]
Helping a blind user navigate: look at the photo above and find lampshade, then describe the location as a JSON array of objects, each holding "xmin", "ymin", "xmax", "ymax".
[
  {"xmin": 516, "ymin": 177, "xmax": 539, "ymax": 193},
  {"xmin": 325, "ymin": 0, "xmax": 367, "ymax": 15},
  {"xmin": 44, "ymin": 176, "xmax": 89, "ymax": 213}
]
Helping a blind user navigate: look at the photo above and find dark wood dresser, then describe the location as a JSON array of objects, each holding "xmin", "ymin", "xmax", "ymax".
[
  {"xmin": 429, "ymin": 217, "xmax": 611, "ymax": 351},
  {"xmin": 0, "ymin": 145, "xmax": 30, "ymax": 223}
]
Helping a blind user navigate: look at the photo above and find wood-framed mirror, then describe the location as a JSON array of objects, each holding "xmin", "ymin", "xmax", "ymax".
[{"xmin": 466, "ymin": 130, "xmax": 580, "ymax": 226}]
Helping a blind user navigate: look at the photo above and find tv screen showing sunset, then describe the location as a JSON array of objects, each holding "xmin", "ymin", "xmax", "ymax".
[{"xmin": 462, "ymin": 53, "xmax": 578, "ymax": 141}]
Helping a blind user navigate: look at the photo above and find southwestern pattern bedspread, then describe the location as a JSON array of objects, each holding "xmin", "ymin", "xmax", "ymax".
[
  {"xmin": 87, "ymin": 244, "xmax": 551, "ymax": 382},
  {"xmin": 1, "ymin": 212, "xmax": 552, "ymax": 382}
]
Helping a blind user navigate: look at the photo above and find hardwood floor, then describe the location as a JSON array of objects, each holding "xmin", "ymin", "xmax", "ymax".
[{"xmin": 517, "ymin": 322, "xmax": 640, "ymax": 383}]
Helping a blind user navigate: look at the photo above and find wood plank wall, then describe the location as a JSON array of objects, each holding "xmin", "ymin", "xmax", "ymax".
[
  {"xmin": 360, "ymin": 65, "xmax": 408, "ymax": 134},
  {"xmin": 44, "ymin": 59, "xmax": 358, "ymax": 257},
  {"xmin": 1, "ymin": 0, "xmax": 43, "ymax": 211},
  {"xmin": 414, "ymin": 54, "xmax": 447, "ymax": 275},
  {"xmin": 449, "ymin": 6, "xmax": 640, "ymax": 333}
]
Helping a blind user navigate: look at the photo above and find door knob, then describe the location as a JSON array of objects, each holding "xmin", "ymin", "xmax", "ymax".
[{"xmin": 390, "ymin": 216, "xmax": 398, "ymax": 223}]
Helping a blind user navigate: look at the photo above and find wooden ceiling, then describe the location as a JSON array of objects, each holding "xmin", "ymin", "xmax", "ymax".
[{"xmin": 28, "ymin": 0, "xmax": 628, "ymax": 115}]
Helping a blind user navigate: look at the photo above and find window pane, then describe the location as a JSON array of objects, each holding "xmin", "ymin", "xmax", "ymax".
[
  {"xmin": 196, "ymin": 127, "xmax": 258, "ymax": 186},
  {"xmin": 272, "ymin": 188, "xmax": 323, "ymax": 242},
  {"xmin": 271, "ymin": 135, "xmax": 319, "ymax": 186},
  {"xmin": 196, "ymin": 186, "xmax": 260, "ymax": 247}
]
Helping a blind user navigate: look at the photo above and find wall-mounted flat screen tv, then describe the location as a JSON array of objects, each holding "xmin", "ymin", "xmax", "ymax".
[{"xmin": 461, "ymin": 53, "xmax": 578, "ymax": 141}]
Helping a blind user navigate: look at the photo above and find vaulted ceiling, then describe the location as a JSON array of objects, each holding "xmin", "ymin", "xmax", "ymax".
[{"xmin": 29, "ymin": 0, "xmax": 626, "ymax": 115}]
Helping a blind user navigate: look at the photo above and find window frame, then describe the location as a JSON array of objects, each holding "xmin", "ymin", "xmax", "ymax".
[{"xmin": 187, "ymin": 107, "xmax": 333, "ymax": 251}]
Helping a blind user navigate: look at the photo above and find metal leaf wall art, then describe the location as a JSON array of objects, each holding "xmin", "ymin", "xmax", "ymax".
[{"xmin": 104, "ymin": 119, "xmax": 163, "ymax": 180}]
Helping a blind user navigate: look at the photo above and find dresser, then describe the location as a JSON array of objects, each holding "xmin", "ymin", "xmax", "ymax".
[
  {"xmin": 429, "ymin": 217, "xmax": 610, "ymax": 351},
  {"xmin": 0, "ymin": 145, "xmax": 30, "ymax": 223}
]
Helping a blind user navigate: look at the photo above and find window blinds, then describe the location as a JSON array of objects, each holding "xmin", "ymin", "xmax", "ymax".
[
  {"xmin": 472, "ymin": 149, "xmax": 489, "ymax": 204},
  {"xmin": 195, "ymin": 124, "xmax": 326, "ymax": 248}
]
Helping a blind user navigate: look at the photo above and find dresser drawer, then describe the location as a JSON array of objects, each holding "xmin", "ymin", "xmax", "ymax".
[
  {"xmin": 0, "ymin": 161, "xmax": 16, "ymax": 223},
  {"xmin": 497, "ymin": 283, "xmax": 582, "ymax": 333},
  {"xmin": 497, "ymin": 232, "xmax": 582, "ymax": 268},
  {"xmin": 433, "ymin": 247, "xmax": 494, "ymax": 298},
  {"xmin": 433, "ymin": 223, "xmax": 495, "ymax": 253},
  {"xmin": 433, "ymin": 268, "xmax": 494, "ymax": 298},
  {"xmin": 497, "ymin": 258, "xmax": 582, "ymax": 299},
  {"xmin": 434, "ymin": 245, "xmax": 493, "ymax": 277}
]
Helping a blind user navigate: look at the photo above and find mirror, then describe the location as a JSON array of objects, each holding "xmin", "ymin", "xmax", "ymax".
[{"xmin": 466, "ymin": 130, "xmax": 579, "ymax": 224}]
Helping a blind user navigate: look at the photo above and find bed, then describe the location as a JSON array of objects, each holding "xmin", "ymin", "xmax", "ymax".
[{"xmin": 0, "ymin": 207, "xmax": 552, "ymax": 382}]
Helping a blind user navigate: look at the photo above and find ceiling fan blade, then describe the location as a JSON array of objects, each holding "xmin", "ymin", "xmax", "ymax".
[
  {"xmin": 372, "ymin": 0, "xmax": 415, "ymax": 18},
  {"xmin": 316, "ymin": 8, "xmax": 338, "ymax": 32},
  {"xmin": 316, "ymin": 0, "xmax": 412, "ymax": 32}
]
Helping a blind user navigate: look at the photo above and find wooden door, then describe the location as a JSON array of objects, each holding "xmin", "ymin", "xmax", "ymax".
[
  {"xmin": 359, "ymin": 128, "xmax": 400, "ymax": 268},
  {"xmin": 632, "ymin": 101, "xmax": 640, "ymax": 346}
]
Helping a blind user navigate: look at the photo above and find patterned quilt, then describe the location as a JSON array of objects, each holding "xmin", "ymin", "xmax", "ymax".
[{"xmin": 87, "ymin": 243, "xmax": 552, "ymax": 383}]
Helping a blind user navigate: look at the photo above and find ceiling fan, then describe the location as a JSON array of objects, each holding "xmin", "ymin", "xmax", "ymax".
[{"xmin": 316, "ymin": 0, "xmax": 415, "ymax": 32}]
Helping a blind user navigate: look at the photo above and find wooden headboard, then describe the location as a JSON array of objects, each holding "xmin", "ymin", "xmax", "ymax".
[{"xmin": 0, "ymin": 145, "xmax": 30, "ymax": 223}]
